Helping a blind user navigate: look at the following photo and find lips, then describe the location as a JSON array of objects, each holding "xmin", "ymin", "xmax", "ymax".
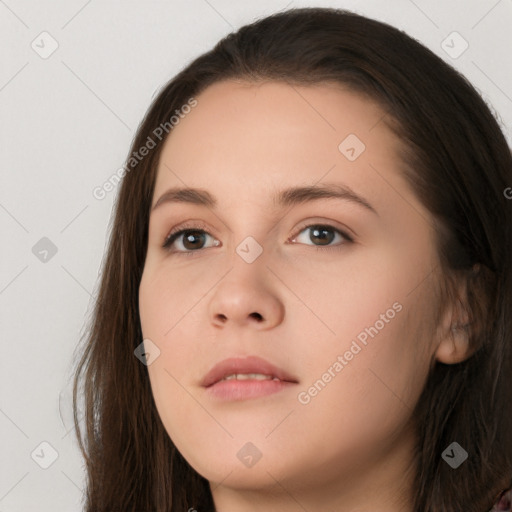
[{"xmin": 201, "ymin": 355, "xmax": 298, "ymax": 388}]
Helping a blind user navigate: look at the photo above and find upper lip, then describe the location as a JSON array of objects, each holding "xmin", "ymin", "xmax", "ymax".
[{"xmin": 201, "ymin": 355, "xmax": 299, "ymax": 387}]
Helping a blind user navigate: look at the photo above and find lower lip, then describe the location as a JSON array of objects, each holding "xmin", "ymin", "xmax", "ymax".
[{"xmin": 204, "ymin": 379, "xmax": 295, "ymax": 400}]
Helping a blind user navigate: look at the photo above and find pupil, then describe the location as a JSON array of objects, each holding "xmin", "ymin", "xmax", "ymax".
[
  {"xmin": 312, "ymin": 226, "xmax": 333, "ymax": 245},
  {"xmin": 184, "ymin": 231, "xmax": 204, "ymax": 250}
]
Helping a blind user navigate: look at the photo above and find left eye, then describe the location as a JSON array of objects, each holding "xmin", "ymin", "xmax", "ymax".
[
  {"xmin": 290, "ymin": 224, "xmax": 352, "ymax": 248},
  {"xmin": 162, "ymin": 223, "xmax": 352, "ymax": 254}
]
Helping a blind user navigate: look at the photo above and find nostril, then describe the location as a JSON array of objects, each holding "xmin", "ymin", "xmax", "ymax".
[{"xmin": 249, "ymin": 312, "xmax": 263, "ymax": 321}]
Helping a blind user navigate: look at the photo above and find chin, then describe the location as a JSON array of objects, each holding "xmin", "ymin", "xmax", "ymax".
[{"xmin": 181, "ymin": 443, "xmax": 295, "ymax": 491}]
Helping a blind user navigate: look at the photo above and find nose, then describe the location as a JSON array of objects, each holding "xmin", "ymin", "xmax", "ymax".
[{"xmin": 207, "ymin": 265, "xmax": 285, "ymax": 330}]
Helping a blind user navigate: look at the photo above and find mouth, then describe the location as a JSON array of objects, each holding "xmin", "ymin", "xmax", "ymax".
[{"xmin": 201, "ymin": 355, "xmax": 299, "ymax": 401}]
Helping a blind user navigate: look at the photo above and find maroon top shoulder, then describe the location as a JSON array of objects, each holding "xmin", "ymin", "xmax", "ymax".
[{"xmin": 490, "ymin": 489, "xmax": 512, "ymax": 511}]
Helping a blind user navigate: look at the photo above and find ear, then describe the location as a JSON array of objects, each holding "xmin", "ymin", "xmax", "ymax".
[{"xmin": 433, "ymin": 271, "xmax": 476, "ymax": 365}]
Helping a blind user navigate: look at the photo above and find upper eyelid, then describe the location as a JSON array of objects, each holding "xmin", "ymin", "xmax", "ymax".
[
  {"xmin": 164, "ymin": 220, "xmax": 215, "ymax": 242},
  {"xmin": 289, "ymin": 221, "xmax": 354, "ymax": 241}
]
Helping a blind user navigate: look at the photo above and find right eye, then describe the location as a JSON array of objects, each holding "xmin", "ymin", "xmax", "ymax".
[{"xmin": 162, "ymin": 223, "xmax": 220, "ymax": 254}]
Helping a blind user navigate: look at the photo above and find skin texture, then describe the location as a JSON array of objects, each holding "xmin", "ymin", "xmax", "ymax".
[{"xmin": 138, "ymin": 80, "xmax": 472, "ymax": 511}]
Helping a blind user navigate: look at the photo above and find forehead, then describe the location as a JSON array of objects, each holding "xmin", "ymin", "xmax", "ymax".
[
  {"xmin": 153, "ymin": 80, "xmax": 417, "ymax": 218},
  {"xmin": 158, "ymin": 79, "xmax": 392, "ymax": 169}
]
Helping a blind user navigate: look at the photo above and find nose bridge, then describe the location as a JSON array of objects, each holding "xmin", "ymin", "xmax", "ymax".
[
  {"xmin": 213, "ymin": 204, "xmax": 272, "ymax": 266},
  {"xmin": 233, "ymin": 232, "xmax": 266, "ymax": 266},
  {"xmin": 226, "ymin": 202, "xmax": 284, "ymax": 262},
  {"xmin": 221, "ymin": 235, "xmax": 271, "ymax": 294}
]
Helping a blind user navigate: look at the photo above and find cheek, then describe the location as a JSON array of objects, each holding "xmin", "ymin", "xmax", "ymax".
[
  {"xmin": 139, "ymin": 273, "xmax": 205, "ymax": 459},
  {"xmin": 293, "ymin": 250, "xmax": 437, "ymax": 429},
  {"xmin": 284, "ymin": 311, "xmax": 432, "ymax": 473},
  {"xmin": 139, "ymin": 263, "xmax": 200, "ymax": 343},
  {"xmin": 138, "ymin": 264, "xmax": 208, "ymax": 397}
]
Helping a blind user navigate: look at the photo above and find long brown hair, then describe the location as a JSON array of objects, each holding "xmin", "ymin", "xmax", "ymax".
[{"xmin": 72, "ymin": 7, "xmax": 512, "ymax": 511}]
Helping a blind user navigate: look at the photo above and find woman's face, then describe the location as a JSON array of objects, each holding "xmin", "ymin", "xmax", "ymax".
[{"xmin": 139, "ymin": 80, "xmax": 452, "ymax": 507}]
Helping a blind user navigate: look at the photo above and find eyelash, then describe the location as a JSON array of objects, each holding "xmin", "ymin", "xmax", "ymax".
[{"xmin": 161, "ymin": 220, "xmax": 354, "ymax": 256}]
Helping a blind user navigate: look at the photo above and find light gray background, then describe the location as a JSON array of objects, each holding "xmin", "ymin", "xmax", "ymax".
[{"xmin": 1, "ymin": 1, "xmax": 511, "ymax": 510}]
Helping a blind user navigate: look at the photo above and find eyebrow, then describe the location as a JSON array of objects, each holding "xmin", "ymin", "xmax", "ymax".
[{"xmin": 151, "ymin": 183, "xmax": 378, "ymax": 215}]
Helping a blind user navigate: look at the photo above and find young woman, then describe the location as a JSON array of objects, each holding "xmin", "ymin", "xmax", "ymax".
[{"xmin": 72, "ymin": 7, "xmax": 512, "ymax": 511}]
